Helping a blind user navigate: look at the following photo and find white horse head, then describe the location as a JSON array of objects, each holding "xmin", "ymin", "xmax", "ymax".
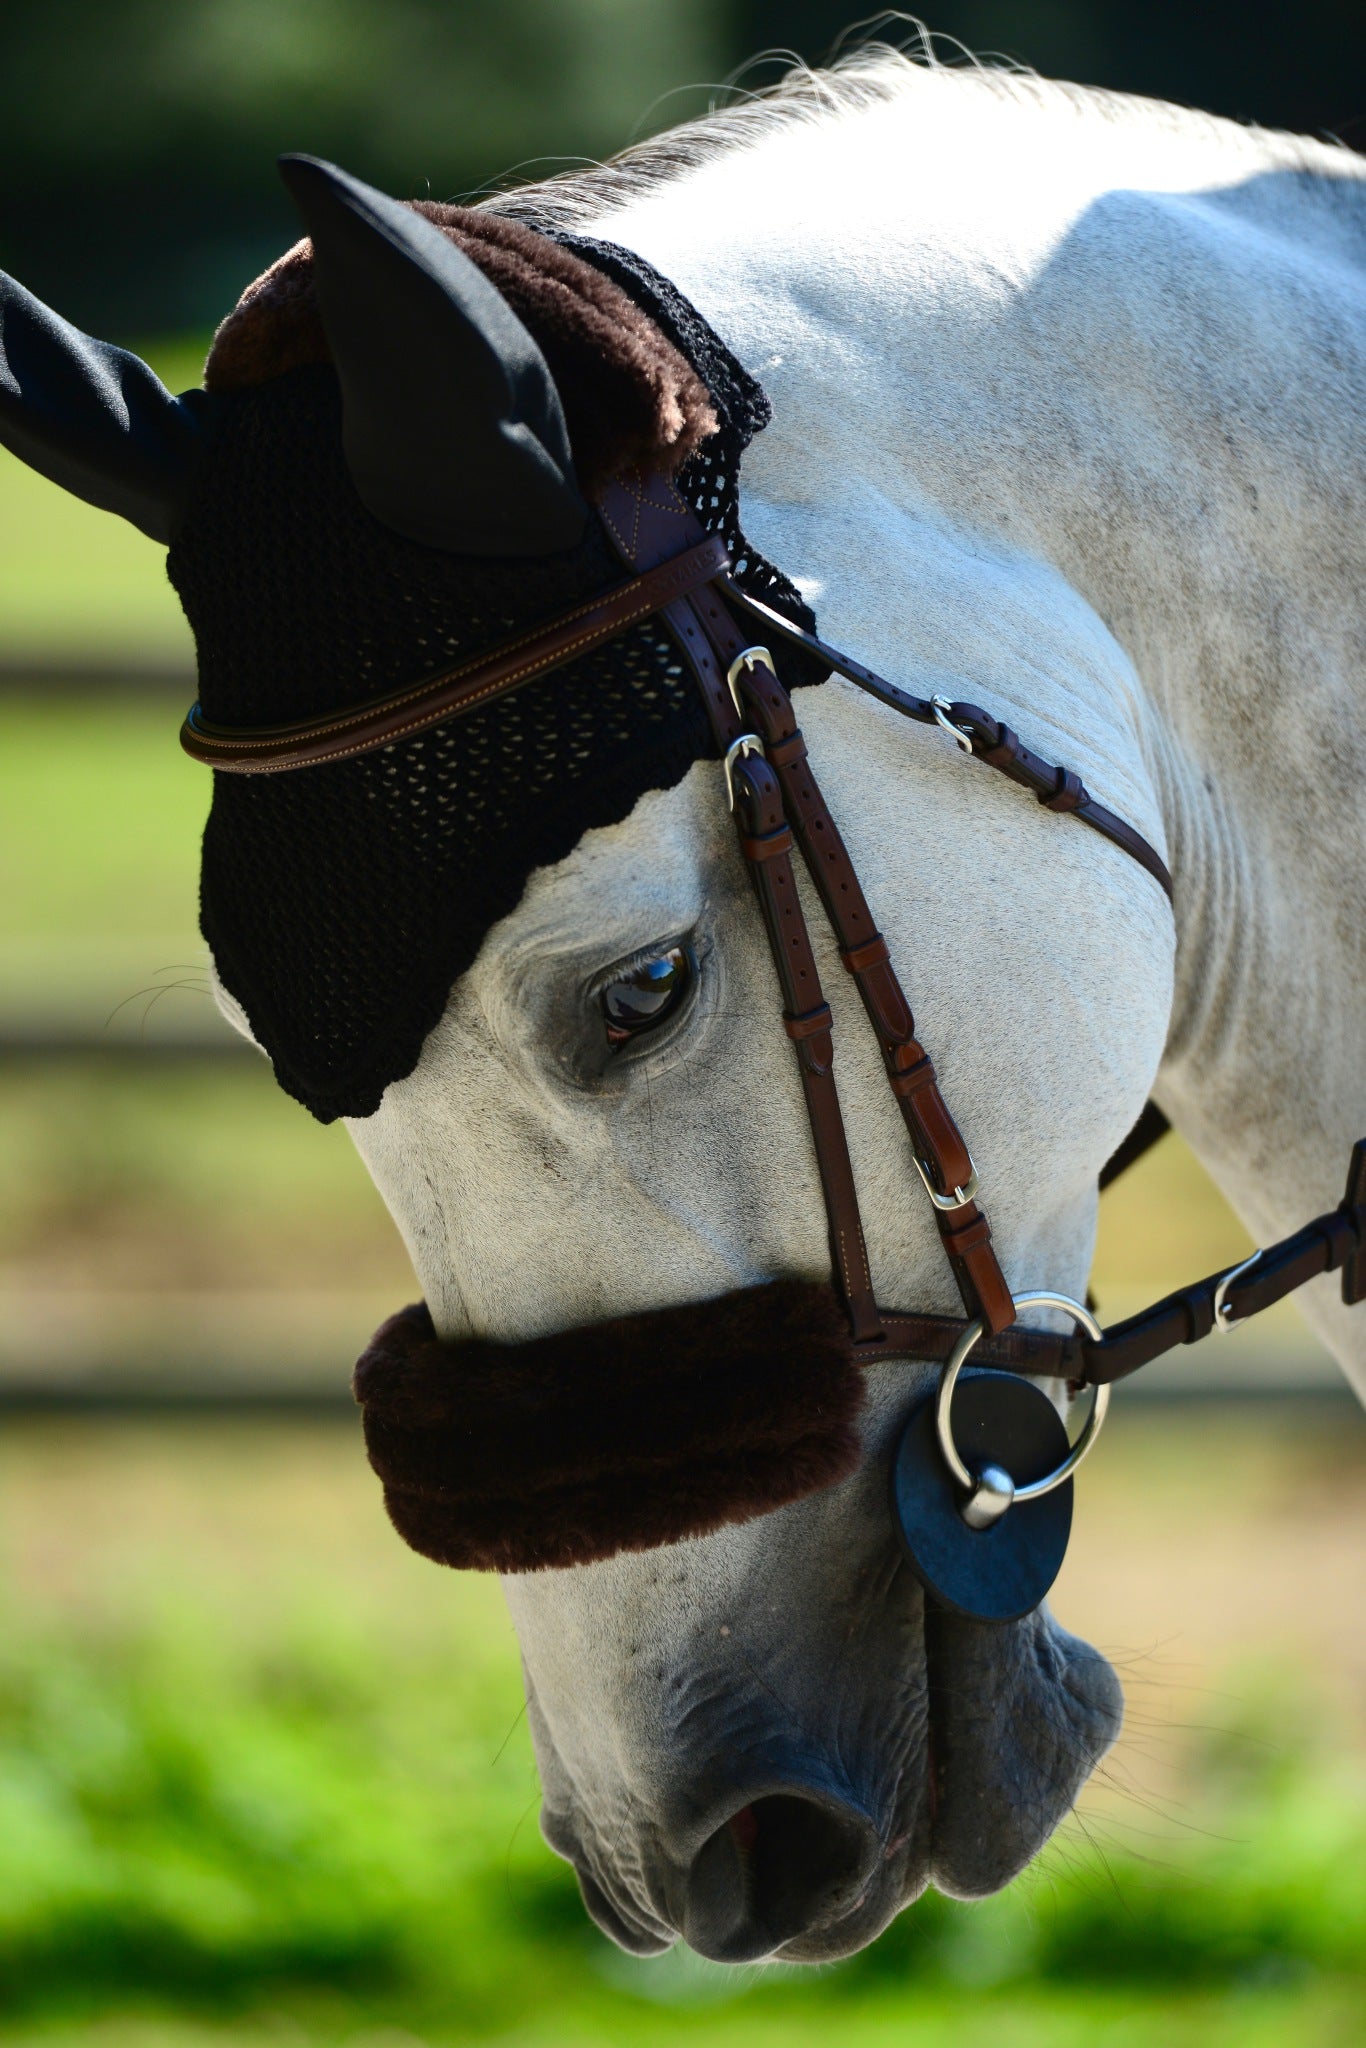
[{"xmin": 5, "ymin": 49, "xmax": 1363, "ymax": 1963}]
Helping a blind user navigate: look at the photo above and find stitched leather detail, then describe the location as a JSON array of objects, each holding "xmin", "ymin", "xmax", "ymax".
[{"xmin": 180, "ymin": 532, "xmax": 728, "ymax": 771}]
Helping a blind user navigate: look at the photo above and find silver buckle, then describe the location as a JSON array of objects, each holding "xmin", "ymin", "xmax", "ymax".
[
  {"xmin": 913, "ymin": 1153, "xmax": 980, "ymax": 1213},
  {"xmin": 931, "ymin": 695, "xmax": 975, "ymax": 755},
  {"xmin": 726, "ymin": 645, "xmax": 777, "ymax": 719},
  {"xmin": 1212, "ymin": 1248, "xmax": 1264, "ymax": 1333},
  {"xmin": 723, "ymin": 732, "xmax": 766, "ymax": 811}
]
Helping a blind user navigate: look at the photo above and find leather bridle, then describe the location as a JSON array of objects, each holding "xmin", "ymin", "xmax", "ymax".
[{"xmin": 183, "ymin": 469, "xmax": 1366, "ymax": 1445}]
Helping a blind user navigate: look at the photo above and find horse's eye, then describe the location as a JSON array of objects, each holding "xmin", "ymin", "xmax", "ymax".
[{"xmin": 601, "ymin": 946, "xmax": 692, "ymax": 1048}]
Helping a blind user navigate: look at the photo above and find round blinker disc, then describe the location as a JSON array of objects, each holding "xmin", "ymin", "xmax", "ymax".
[{"xmin": 890, "ymin": 1368, "xmax": 1073, "ymax": 1624}]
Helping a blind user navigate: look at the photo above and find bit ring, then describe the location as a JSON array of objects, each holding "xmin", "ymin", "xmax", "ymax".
[{"xmin": 935, "ymin": 1290, "xmax": 1109, "ymax": 1506}]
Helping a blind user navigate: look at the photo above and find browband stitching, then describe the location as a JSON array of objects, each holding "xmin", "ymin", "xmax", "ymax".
[{"xmin": 183, "ymin": 534, "xmax": 727, "ymax": 764}]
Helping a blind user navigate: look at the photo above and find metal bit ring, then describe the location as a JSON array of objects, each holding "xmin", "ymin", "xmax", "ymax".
[{"xmin": 935, "ymin": 1290, "xmax": 1109, "ymax": 1505}]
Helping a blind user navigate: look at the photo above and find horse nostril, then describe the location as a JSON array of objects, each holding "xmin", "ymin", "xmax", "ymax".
[
  {"xmin": 683, "ymin": 1791, "xmax": 880, "ymax": 1962},
  {"xmin": 728, "ymin": 1803, "xmax": 759, "ymax": 1854}
]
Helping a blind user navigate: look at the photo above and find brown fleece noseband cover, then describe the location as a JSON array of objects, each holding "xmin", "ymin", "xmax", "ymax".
[{"xmin": 352, "ymin": 1280, "xmax": 864, "ymax": 1572}]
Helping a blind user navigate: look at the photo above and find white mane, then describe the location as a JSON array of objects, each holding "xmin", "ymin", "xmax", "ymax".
[{"xmin": 482, "ymin": 39, "xmax": 1363, "ymax": 232}]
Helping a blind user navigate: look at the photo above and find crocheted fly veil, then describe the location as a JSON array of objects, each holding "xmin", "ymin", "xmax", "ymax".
[
  {"xmin": 165, "ymin": 177, "xmax": 822, "ymax": 1120},
  {"xmin": 0, "ymin": 155, "xmax": 866, "ymax": 1578}
]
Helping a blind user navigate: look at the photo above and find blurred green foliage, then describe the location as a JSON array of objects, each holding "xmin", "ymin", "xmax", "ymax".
[
  {"xmin": 2, "ymin": 2, "xmax": 1363, "ymax": 346},
  {"xmin": 0, "ymin": 1418, "xmax": 1361, "ymax": 2044},
  {"xmin": 0, "ymin": 1, "xmax": 724, "ymax": 334},
  {"xmin": 0, "ymin": 692, "xmax": 204, "ymax": 937}
]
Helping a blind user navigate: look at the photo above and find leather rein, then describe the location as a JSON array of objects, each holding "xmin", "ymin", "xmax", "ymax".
[{"xmin": 181, "ymin": 470, "xmax": 1366, "ymax": 1397}]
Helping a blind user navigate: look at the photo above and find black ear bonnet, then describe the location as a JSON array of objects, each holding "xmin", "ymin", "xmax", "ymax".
[{"xmin": 163, "ymin": 192, "xmax": 822, "ymax": 1120}]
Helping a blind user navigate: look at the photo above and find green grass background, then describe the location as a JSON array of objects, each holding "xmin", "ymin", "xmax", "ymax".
[
  {"xmin": 0, "ymin": 1412, "xmax": 1362, "ymax": 2048},
  {"xmin": 2, "ymin": 357, "xmax": 1364, "ymax": 2047}
]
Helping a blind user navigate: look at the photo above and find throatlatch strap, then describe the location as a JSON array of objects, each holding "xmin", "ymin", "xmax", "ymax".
[{"xmin": 718, "ymin": 579, "xmax": 1173, "ymax": 903}]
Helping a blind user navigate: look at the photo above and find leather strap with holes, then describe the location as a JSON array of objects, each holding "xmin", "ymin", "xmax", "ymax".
[
  {"xmin": 726, "ymin": 746, "xmax": 884, "ymax": 1344},
  {"xmin": 592, "ymin": 472, "xmax": 886, "ymax": 1342},
  {"xmin": 685, "ymin": 572, "xmax": 1015, "ymax": 1334},
  {"xmin": 591, "ymin": 482, "xmax": 883, "ymax": 1342},
  {"xmin": 718, "ymin": 581, "xmax": 1174, "ymax": 902},
  {"xmin": 597, "ymin": 469, "xmax": 1013, "ymax": 1339}
]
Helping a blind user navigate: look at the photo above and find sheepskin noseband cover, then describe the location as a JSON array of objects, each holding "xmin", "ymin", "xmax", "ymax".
[{"xmin": 352, "ymin": 1280, "xmax": 865, "ymax": 1572}]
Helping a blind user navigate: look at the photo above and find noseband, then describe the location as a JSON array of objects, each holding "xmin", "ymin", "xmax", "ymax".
[{"xmin": 183, "ymin": 471, "xmax": 1366, "ymax": 1614}]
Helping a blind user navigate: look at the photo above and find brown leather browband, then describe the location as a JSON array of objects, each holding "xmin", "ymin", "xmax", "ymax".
[
  {"xmin": 181, "ymin": 531, "xmax": 730, "ymax": 772},
  {"xmin": 181, "ymin": 469, "xmax": 1365, "ymax": 1389}
]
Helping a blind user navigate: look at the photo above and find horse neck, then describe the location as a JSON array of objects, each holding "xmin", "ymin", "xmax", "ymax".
[{"xmin": 593, "ymin": 77, "xmax": 1366, "ymax": 1381}]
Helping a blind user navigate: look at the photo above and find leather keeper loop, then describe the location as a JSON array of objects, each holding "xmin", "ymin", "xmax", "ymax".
[
  {"xmin": 1186, "ymin": 1285, "xmax": 1220, "ymax": 1343},
  {"xmin": 1043, "ymin": 767, "xmax": 1087, "ymax": 814},
  {"xmin": 979, "ymin": 722, "xmax": 1018, "ymax": 771},
  {"xmin": 940, "ymin": 1211, "xmax": 994, "ymax": 1258},
  {"xmin": 767, "ymin": 731, "xmax": 808, "ymax": 769},
  {"xmin": 841, "ymin": 934, "xmax": 890, "ymax": 974},
  {"xmin": 784, "ymin": 1003, "xmax": 834, "ymax": 1042},
  {"xmin": 909, "ymin": 1090, "xmax": 976, "ymax": 1193},
  {"xmin": 890, "ymin": 1054, "xmax": 938, "ymax": 1099},
  {"xmin": 741, "ymin": 824, "xmax": 795, "ymax": 863},
  {"xmin": 1341, "ymin": 1141, "xmax": 1366, "ymax": 1306}
]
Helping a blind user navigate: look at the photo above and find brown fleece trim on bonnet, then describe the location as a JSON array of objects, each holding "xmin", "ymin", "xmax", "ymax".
[
  {"xmin": 204, "ymin": 206, "xmax": 718, "ymax": 495},
  {"xmin": 353, "ymin": 1279, "xmax": 865, "ymax": 1573}
]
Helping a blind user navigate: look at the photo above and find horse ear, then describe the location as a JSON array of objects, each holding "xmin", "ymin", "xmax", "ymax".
[
  {"xmin": 0, "ymin": 270, "xmax": 210, "ymax": 544},
  {"xmin": 278, "ymin": 154, "xmax": 589, "ymax": 557}
]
